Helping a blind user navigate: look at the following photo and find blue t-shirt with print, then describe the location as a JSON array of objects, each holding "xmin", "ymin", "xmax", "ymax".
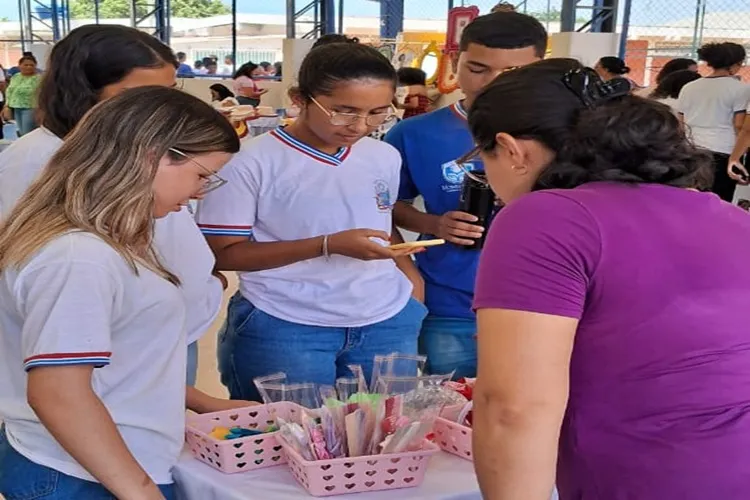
[{"xmin": 385, "ymin": 102, "xmax": 482, "ymax": 320}]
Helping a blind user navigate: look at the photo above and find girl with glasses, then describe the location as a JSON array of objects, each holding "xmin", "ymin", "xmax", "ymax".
[
  {"xmin": 0, "ymin": 86, "xmax": 239, "ymax": 500},
  {"xmin": 197, "ymin": 42, "xmax": 427, "ymax": 402}
]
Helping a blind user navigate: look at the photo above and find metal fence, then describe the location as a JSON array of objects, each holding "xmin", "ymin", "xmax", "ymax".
[
  {"xmin": 2, "ymin": 0, "xmax": 749, "ymax": 82},
  {"xmin": 621, "ymin": 0, "xmax": 750, "ymax": 86}
]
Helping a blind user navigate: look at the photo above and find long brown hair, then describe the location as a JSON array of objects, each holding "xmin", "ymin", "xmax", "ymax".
[
  {"xmin": 0, "ymin": 86, "xmax": 239, "ymax": 283},
  {"xmin": 37, "ymin": 24, "xmax": 178, "ymax": 139}
]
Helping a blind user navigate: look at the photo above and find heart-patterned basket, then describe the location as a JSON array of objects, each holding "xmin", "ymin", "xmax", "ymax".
[
  {"xmin": 432, "ymin": 417, "xmax": 472, "ymax": 461},
  {"xmin": 185, "ymin": 402, "xmax": 300, "ymax": 473},
  {"xmin": 280, "ymin": 435, "xmax": 440, "ymax": 497}
]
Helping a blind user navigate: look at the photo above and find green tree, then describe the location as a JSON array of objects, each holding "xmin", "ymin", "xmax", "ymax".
[{"xmin": 70, "ymin": 0, "xmax": 229, "ymax": 19}]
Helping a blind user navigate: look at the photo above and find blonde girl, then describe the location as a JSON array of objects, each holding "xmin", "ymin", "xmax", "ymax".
[{"xmin": 0, "ymin": 86, "xmax": 239, "ymax": 500}]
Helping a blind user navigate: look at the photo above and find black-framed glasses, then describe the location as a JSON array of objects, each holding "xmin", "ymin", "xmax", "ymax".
[
  {"xmin": 310, "ymin": 96, "xmax": 397, "ymax": 127},
  {"xmin": 169, "ymin": 147, "xmax": 227, "ymax": 196},
  {"xmin": 454, "ymin": 145, "xmax": 490, "ymax": 186}
]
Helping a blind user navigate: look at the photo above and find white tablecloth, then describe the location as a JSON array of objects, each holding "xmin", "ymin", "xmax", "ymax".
[{"xmin": 173, "ymin": 450, "xmax": 482, "ymax": 500}]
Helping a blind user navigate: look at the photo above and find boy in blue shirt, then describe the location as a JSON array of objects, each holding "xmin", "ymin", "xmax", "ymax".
[{"xmin": 385, "ymin": 12, "xmax": 548, "ymax": 378}]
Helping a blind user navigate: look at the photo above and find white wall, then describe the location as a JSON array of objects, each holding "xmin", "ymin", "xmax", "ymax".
[{"xmin": 548, "ymin": 32, "xmax": 621, "ymax": 67}]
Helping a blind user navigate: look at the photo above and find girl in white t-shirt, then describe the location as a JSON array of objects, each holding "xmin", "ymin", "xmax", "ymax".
[
  {"xmin": 0, "ymin": 87, "xmax": 239, "ymax": 499},
  {"xmin": 678, "ymin": 42, "xmax": 750, "ymax": 202},
  {"xmin": 197, "ymin": 43, "xmax": 426, "ymax": 402},
  {"xmin": 232, "ymin": 62, "xmax": 267, "ymax": 107},
  {"xmin": 0, "ymin": 25, "xmax": 248, "ymax": 412}
]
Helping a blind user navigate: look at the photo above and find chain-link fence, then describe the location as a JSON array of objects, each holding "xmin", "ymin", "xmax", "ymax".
[{"xmin": 622, "ymin": 0, "xmax": 750, "ymax": 86}]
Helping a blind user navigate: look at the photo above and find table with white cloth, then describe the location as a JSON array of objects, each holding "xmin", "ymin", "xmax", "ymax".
[{"xmin": 173, "ymin": 449, "xmax": 482, "ymax": 500}]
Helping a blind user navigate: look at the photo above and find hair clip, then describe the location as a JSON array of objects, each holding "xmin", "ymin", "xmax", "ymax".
[{"xmin": 562, "ymin": 68, "xmax": 631, "ymax": 108}]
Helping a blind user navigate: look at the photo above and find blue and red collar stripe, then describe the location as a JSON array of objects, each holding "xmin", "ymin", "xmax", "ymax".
[
  {"xmin": 270, "ymin": 127, "xmax": 351, "ymax": 166},
  {"xmin": 450, "ymin": 100, "xmax": 468, "ymax": 121}
]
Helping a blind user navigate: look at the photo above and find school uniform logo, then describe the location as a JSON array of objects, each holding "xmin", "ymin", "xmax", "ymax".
[
  {"xmin": 441, "ymin": 160, "xmax": 476, "ymax": 192},
  {"xmin": 374, "ymin": 180, "xmax": 392, "ymax": 211}
]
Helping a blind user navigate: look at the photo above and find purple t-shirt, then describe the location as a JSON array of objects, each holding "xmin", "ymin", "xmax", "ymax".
[{"xmin": 475, "ymin": 182, "xmax": 750, "ymax": 499}]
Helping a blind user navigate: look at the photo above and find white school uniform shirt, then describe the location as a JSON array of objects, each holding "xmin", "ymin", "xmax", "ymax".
[
  {"xmin": 677, "ymin": 77, "xmax": 750, "ymax": 154},
  {"xmin": 0, "ymin": 128, "xmax": 222, "ymax": 344},
  {"xmin": 196, "ymin": 127, "xmax": 413, "ymax": 327},
  {"xmin": 0, "ymin": 232, "xmax": 186, "ymax": 484}
]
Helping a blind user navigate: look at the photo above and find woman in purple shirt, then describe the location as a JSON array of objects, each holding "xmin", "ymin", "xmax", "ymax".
[{"xmin": 467, "ymin": 58, "xmax": 750, "ymax": 499}]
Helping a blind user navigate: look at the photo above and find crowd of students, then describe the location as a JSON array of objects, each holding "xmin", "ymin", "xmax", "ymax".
[{"xmin": 1, "ymin": 9, "xmax": 750, "ymax": 500}]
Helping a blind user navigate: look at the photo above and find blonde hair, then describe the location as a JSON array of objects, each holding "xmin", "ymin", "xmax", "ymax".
[{"xmin": 0, "ymin": 86, "xmax": 239, "ymax": 283}]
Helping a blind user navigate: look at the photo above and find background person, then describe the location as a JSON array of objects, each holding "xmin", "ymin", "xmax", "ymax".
[
  {"xmin": 396, "ymin": 67, "xmax": 431, "ymax": 119},
  {"xmin": 194, "ymin": 59, "xmax": 207, "ymax": 75},
  {"xmin": 196, "ymin": 43, "xmax": 426, "ymax": 402},
  {"xmin": 678, "ymin": 42, "xmax": 750, "ymax": 201},
  {"xmin": 594, "ymin": 55, "xmax": 630, "ymax": 81},
  {"xmin": 0, "ymin": 86, "xmax": 239, "ymax": 500},
  {"xmin": 220, "ymin": 54, "xmax": 234, "ymax": 75},
  {"xmin": 385, "ymin": 12, "xmax": 548, "ymax": 379},
  {"xmin": 4, "ymin": 54, "xmax": 41, "ymax": 136},
  {"xmin": 210, "ymin": 83, "xmax": 237, "ymax": 104},
  {"xmin": 469, "ymin": 58, "xmax": 750, "ymax": 500},
  {"xmin": 636, "ymin": 57, "xmax": 697, "ymax": 97},
  {"xmin": 649, "ymin": 69, "xmax": 701, "ymax": 112},
  {"xmin": 232, "ymin": 62, "xmax": 267, "ymax": 107},
  {"xmin": 175, "ymin": 51, "xmax": 193, "ymax": 77}
]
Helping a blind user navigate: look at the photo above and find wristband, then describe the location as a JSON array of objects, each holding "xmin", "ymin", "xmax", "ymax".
[{"xmin": 323, "ymin": 234, "xmax": 330, "ymax": 260}]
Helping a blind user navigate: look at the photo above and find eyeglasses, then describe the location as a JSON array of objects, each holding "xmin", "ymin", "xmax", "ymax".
[
  {"xmin": 168, "ymin": 147, "xmax": 227, "ymax": 196},
  {"xmin": 309, "ymin": 96, "xmax": 397, "ymax": 127},
  {"xmin": 454, "ymin": 145, "xmax": 490, "ymax": 186}
]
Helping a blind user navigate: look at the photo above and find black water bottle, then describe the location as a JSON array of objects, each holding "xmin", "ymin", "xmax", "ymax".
[{"xmin": 458, "ymin": 170, "xmax": 495, "ymax": 250}]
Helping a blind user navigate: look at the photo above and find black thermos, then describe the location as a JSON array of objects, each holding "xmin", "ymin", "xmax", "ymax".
[{"xmin": 458, "ymin": 170, "xmax": 495, "ymax": 250}]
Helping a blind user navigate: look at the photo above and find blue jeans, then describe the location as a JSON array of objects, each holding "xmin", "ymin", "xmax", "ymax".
[
  {"xmin": 12, "ymin": 108, "xmax": 37, "ymax": 137},
  {"xmin": 186, "ymin": 341, "xmax": 198, "ymax": 387},
  {"xmin": 217, "ymin": 293, "xmax": 427, "ymax": 401},
  {"xmin": 0, "ymin": 427, "xmax": 175, "ymax": 500},
  {"xmin": 419, "ymin": 315, "xmax": 477, "ymax": 380}
]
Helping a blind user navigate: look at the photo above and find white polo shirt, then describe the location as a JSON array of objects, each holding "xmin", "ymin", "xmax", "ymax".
[
  {"xmin": 0, "ymin": 232, "xmax": 186, "ymax": 484},
  {"xmin": 196, "ymin": 127, "xmax": 412, "ymax": 327},
  {"xmin": 0, "ymin": 128, "xmax": 222, "ymax": 344},
  {"xmin": 678, "ymin": 76, "xmax": 750, "ymax": 154}
]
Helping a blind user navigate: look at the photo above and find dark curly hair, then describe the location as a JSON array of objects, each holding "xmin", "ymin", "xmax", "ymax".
[
  {"xmin": 598, "ymin": 56, "xmax": 630, "ymax": 75},
  {"xmin": 697, "ymin": 42, "xmax": 746, "ymax": 70},
  {"xmin": 650, "ymin": 69, "xmax": 701, "ymax": 99},
  {"xmin": 468, "ymin": 58, "xmax": 713, "ymax": 192}
]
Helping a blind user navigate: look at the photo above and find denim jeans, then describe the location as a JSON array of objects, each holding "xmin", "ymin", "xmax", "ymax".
[
  {"xmin": 0, "ymin": 427, "xmax": 175, "ymax": 500},
  {"xmin": 186, "ymin": 341, "xmax": 198, "ymax": 387},
  {"xmin": 12, "ymin": 108, "xmax": 37, "ymax": 137},
  {"xmin": 217, "ymin": 293, "xmax": 427, "ymax": 401},
  {"xmin": 419, "ymin": 315, "xmax": 477, "ymax": 380}
]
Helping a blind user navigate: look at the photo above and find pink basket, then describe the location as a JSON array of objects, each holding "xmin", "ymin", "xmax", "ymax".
[
  {"xmin": 433, "ymin": 417, "xmax": 473, "ymax": 461},
  {"xmin": 281, "ymin": 437, "xmax": 440, "ymax": 497},
  {"xmin": 185, "ymin": 402, "xmax": 301, "ymax": 473}
]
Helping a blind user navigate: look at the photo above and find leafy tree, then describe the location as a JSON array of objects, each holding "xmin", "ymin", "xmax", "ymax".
[{"xmin": 70, "ymin": 0, "xmax": 229, "ymax": 19}]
